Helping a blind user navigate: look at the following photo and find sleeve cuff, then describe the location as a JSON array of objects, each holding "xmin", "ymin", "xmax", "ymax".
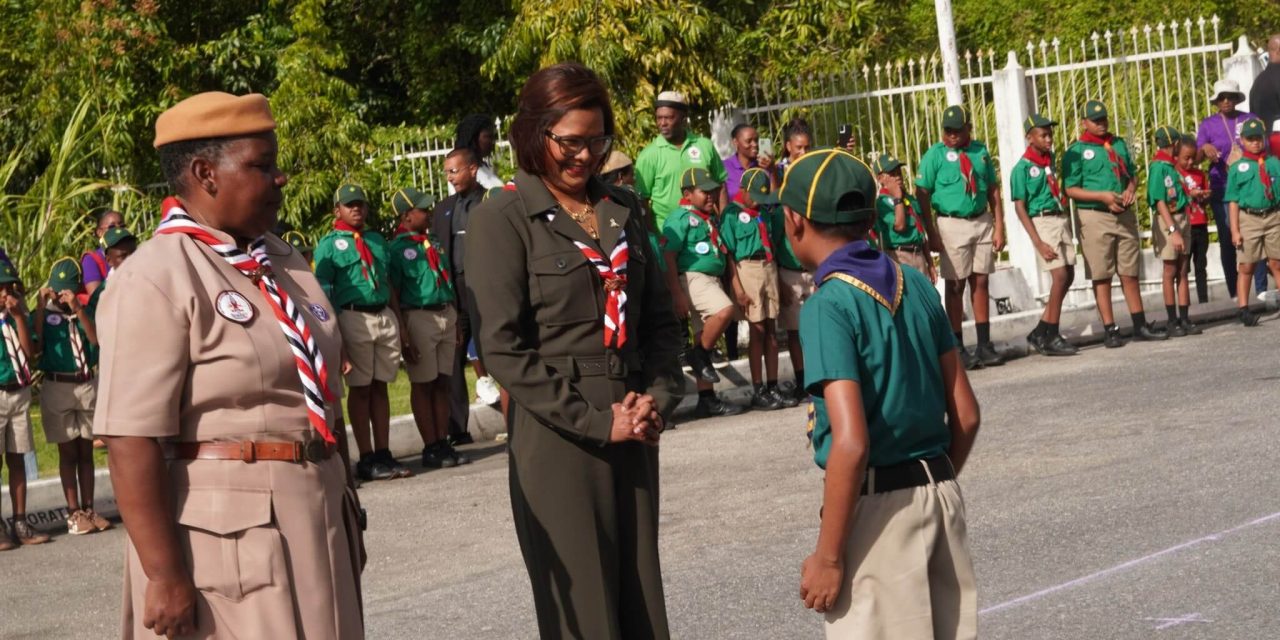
[{"xmin": 581, "ymin": 407, "xmax": 615, "ymax": 447}]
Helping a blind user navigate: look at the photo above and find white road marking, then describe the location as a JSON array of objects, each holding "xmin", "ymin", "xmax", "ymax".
[{"xmin": 1141, "ymin": 613, "xmax": 1212, "ymax": 630}]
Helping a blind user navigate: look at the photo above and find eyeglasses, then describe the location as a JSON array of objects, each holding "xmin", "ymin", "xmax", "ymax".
[{"xmin": 545, "ymin": 131, "xmax": 613, "ymax": 157}]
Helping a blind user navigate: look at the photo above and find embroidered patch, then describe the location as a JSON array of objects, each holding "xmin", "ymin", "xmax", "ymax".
[
  {"xmin": 946, "ymin": 151, "xmax": 959, "ymax": 162},
  {"xmin": 308, "ymin": 303, "xmax": 330, "ymax": 322},
  {"xmin": 403, "ymin": 248, "xmax": 418, "ymax": 260},
  {"xmin": 695, "ymin": 241, "xmax": 711, "ymax": 255},
  {"xmin": 1083, "ymin": 149, "xmax": 1096, "ymax": 160},
  {"xmin": 1029, "ymin": 167, "xmax": 1042, "ymax": 178},
  {"xmin": 335, "ymin": 238, "xmax": 350, "ymax": 251},
  {"xmin": 1239, "ymin": 164, "xmax": 1251, "ymax": 173},
  {"xmin": 46, "ymin": 314, "xmax": 62, "ymax": 326},
  {"xmin": 1167, "ymin": 188, "xmax": 1177, "ymax": 199},
  {"xmin": 739, "ymin": 212, "xmax": 751, "ymax": 224},
  {"xmin": 687, "ymin": 146, "xmax": 702, "ymax": 162},
  {"xmin": 216, "ymin": 291, "xmax": 255, "ymax": 324},
  {"xmin": 1164, "ymin": 176, "xmax": 1174, "ymax": 188},
  {"xmin": 689, "ymin": 216, "xmax": 700, "ymax": 227}
]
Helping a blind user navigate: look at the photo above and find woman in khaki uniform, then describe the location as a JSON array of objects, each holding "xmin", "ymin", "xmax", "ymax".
[
  {"xmin": 96, "ymin": 92, "xmax": 364, "ymax": 639},
  {"xmin": 466, "ymin": 63, "xmax": 684, "ymax": 639}
]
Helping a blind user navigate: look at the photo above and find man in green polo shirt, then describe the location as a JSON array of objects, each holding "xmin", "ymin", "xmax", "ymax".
[
  {"xmin": 780, "ymin": 149, "xmax": 980, "ymax": 637},
  {"xmin": 1225, "ymin": 117, "xmax": 1280, "ymax": 326},
  {"xmin": 1011, "ymin": 113, "xmax": 1079, "ymax": 356},
  {"xmin": 915, "ymin": 105, "xmax": 1005, "ymax": 371},
  {"xmin": 315, "ymin": 183, "xmax": 408, "ymax": 481},
  {"xmin": 872, "ymin": 154, "xmax": 936, "ymax": 280},
  {"xmin": 635, "ymin": 91, "xmax": 729, "ymax": 229},
  {"xmin": 1063, "ymin": 100, "xmax": 1167, "ymax": 347}
]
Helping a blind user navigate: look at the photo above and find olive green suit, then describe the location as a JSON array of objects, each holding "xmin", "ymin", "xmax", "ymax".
[{"xmin": 465, "ymin": 170, "xmax": 684, "ymax": 639}]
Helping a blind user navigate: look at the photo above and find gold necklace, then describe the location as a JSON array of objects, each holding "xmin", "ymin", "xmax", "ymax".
[{"xmin": 562, "ymin": 201, "xmax": 599, "ymax": 240}]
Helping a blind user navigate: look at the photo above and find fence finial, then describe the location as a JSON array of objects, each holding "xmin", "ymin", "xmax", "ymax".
[
  {"xmin": 1005, "ymin": 51, "xmax": 1020, "ymax": 69},
  {"xmin": 1234, "ymin": 35, "xmax": 1253, "ymax": 57}
]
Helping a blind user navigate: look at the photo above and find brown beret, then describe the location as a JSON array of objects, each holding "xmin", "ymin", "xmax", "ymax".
[{"xmin": 153, "ymin": 92, "xmax": 276, "ymax": 148}]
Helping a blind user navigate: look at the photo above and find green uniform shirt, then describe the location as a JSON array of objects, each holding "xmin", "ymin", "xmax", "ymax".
[
  {"xmin": 389, "ymin": 232, "xmax": 456, "ymax": 307},
  {"xmin": 0, "ymin": 313, "xmax": 28, "ymax": 385},
  {"xmin": 773, "ymin": 232, "xmax": 804, "ymax": 271},
  {"xmin": 916, "ymin": 141, "xmax": 997, "ymax": 218},
  {"xmin": 1224, "ymin": 156, "xmax": 1280, "ymax": 210},
  {"xmin": 635, "ymin": 132, "xmax": 728, "ymax": 228},
  {"xmin": 37, "ymin": 309, "xmax": 95, "ymax": 373},
  {"xmin": 802, "ymin": 265, "xmax": 955, "ymax": 469},
  {"xmin": 661, "ymin": 205, "xmax": 727, "ymax": 276},
  {"xmin": 1146, "ymin": 158, "xmax": 1188, "ymax": 213},
  {"xmin": 1009, "ymin": 156, "xmax": 1065, "ymax": 216},
  {"xmin": 720, "ymin": 202, "xmax": 780, "ymax": 261},
  {"xmin": 314, "ymin": 229, "xmax": 392, "ymax": 307},
  {"xmin": 1062, "ymin": 138, "xmax": 1137, "ymax": 209},
  {"xmin": 874, "ymin": 192, "xmax": 928, "ymax": 247}
]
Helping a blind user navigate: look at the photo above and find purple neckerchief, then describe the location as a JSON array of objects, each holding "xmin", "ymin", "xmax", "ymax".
[{"xmin": 814, "ymin": 240, "xmax": 900, "ymax": 308}]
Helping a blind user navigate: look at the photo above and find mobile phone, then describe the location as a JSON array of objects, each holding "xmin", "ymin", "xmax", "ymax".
[
  {"xmin": 758, "ymin": 137, "xmax": 774, "ymax": 158},
  {"xmin": 837, "ymin": 124, "xmax": 853, "ymax": 147}
]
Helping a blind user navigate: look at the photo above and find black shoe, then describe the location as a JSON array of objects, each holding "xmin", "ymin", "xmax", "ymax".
[
  {"xmin": 449, "ymin": 432, "xmax": 475, "ymax": 446},
  {"xmin": 356, "ymin": 455, "xmax": 396, "ymax": 481},
  {"xmin": 1103, "ymin": 326, "xmax": 1126, "ymax": 348},
  {"xmin": 976, "ymin": 342, "xmax": 1004, "ymax": 366},
  {"xmin": 445, "ymin": 443, "xmax": 472, "ymax": 465},
  {"xmin": 1180, "ymin": 319, "xmax": 1202, "ymax": 335},
  {"xmin": 1166, "ymin": 321, "xmax": 1187, "ymax": 338},
  {"xmin": 1241, "ymin": 308, "xmax": 1260, "ymax": 327},
  {"xmin": 422, "ymin": 443, "xmax": 457, "ymax": 469},
  {"xmin": 689, "ymin": 346, "xmax": 720, "ymax": 383},
  {"xmin": 379, "ymin": 449, "xmax": 414, "ymax": 478},
  {"xmin": 1041, "ymin": 334, "xmax": 1079, "ymax": 356},
  {"xmin": 788, "ymin": 383, "xmax": 807, "ymax": 403},
  {"xmin": 1025, "ymin": 329, "xmax": 1047, "ymax": 355},
  {"xmin": 768, "ymin": 386, "xmax": 800, "ymax": 408},
  {"xmin": 750, "ymin": 388, "xmax": 782, "ymax": 411},
  {"xmin": 711, "ymin": 348, "xmax": 728, "ymax": 363},
  {"xmin": 1133, "ymin": 323, "xmax": 1168, "ymax": 341},
  {"xmin": 693, "ymin": 395, "xmax": 745, "ymax": 419},
  {"xmin": 961, "ymin": 348, "xmax": 984, "ymax": 370}
]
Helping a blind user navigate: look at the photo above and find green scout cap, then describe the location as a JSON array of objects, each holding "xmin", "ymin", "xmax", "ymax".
[
  {"xmin": 778, "ymin": 149, "xmax": 878, "ymax": 224},
  {"xmin": 48, "ymin": 257, "xmax": 81, "ymax": 293},
  {"xmin": 1153, "ymin": 125, "xmax": 1181, "ymax": 148},
  {"xmin": 334, "ymin": 184, "xmax": 368, "ymax": 205},
  {"xmin": 391, "ymin": 187, "xmax": 436, "ymax": 217},
  {"xmin": 1023, "ymin": 113, "xmax": 1057, "ymax": 133},
  {"xmin": 740, "ymin": 167, "xmax": 778, "ymax": 204},
  {"xmin": 1240, "ymin": 117, "xmax": 1267, "ymax": 139},
  {"xmin": 941, "ymin": 105, "xmax": 971, "ymax": 130},
  {"xmin": 103, "ymin": 227, "xmax": 136, "ymax": 249},
  {"xmin": 0, "ymin": 262, "xmax": 19, "ymax": 285},
  {"xmin": 679, "ymin": 167, "xmax": 721, "ymax": 192},
  {"xmin": 1084, "ymin": 100, "xmax": 1108, "ymax": 121},
  {"xmin": 872, "ymin": 154, "xmax": 904, "ymax": 174},
  {"xmin": 282, "ymin": 230, "xmax": 312, "ymax": 252}
]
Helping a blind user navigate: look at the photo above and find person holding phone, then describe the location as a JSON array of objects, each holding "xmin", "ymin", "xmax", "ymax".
[{"xmin": 724, "ymin": 123, "xmax": 776, "ymax": 202}]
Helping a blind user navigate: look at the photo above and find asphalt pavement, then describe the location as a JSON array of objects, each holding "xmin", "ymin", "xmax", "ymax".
[{"xmin": 2, "ymin": 313, "xmax": 1278, "ymax": 639}]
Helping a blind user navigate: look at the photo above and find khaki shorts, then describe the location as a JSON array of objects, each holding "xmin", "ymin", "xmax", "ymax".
[
  {"xmin": 824, "ymin": 476, "xmax": 977, "ymax": 639},
  {"xmin": 40, "ymin": 379, "xmax": 96, "ymax": 444},
  {"xmin": 936, "ymin": 213, "xmax": 995, "ymax": 280},
  {"xmin": 337, "ymin": 307, "xmax": 402, "ymax": 386},
  {"xmin": 1077, "ymin": 208, "xmax": 1141, "ymax": 281},
  {"xmin": 779, "ymin": 268, "xmax": 816, "ymax": 331},
  {"xmin": 1152, "ymin": 210, "xmax": 1191, "ymax": 261},
  {"xmin": 736, "ymin": 260, "xmax": 780, "ymax": 323},
  {"xmin": 1031, "ymin": 214, "xmax": 1077, "ymax": 271},
  {"xmin": 0, "ymin": 387, "xmax": 34, "ymax": 454},
  {"xmin": 404, "ymin": 307, "xmax": 457, "ymax": 384},
  {"xmin": 679, "ymin": 271, "xmax": 733, "ymax": 334},
  {"xmin": 1238, "ymin": 210, "xmax": 1280, "ymax": 264},
  {"xmin": 890, "ymin": 246, "xmax": 932, "ymax": 275}
]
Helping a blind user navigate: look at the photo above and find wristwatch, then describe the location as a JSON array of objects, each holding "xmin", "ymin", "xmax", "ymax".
[
  {"xmin": 1167, "ymin": 224, "xmax": 1177, "ymax": 234},
  {"xmin": 887, "ymin": 197, "xmax": 902, "ymax": 207}
]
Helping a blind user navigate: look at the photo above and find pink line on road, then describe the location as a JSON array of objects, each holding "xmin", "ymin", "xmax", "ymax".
[{"xmin": 979, "ymin": 510, "xmax": 1280, "ymax": 616}]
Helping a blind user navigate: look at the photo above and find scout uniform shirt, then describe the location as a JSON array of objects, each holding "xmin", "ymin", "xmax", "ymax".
[
  {"xmin": 1224, "ymin": 154, "xmax": 1280, "ymax": 211},
  {"xmin": 37, "ymin": 305, "xmax": 95, "ymax": 377},
  {"xmin": 916, "ymin": 141, "xmax": 997, "ymax": 217},
  {"xmin": 662, "ymin": 203, "xmax": 728, "ymax": 276},
  {"xmin": 0, "ymin": 312, "xmax": 33, "ymax": 386},
  {"xmin": 720, "ymin": 200, "xmax": 779, "ymax": 262},
  {"xmin": 314, "ymin": 226, "xmax": 392, "ymax": 306},
  {"xmin": 1010, "ymin": 152, "xmax": 1066, "ymax": 216},
  {"xmin": 1147, "ymin": 151, "xmax": 1189, "ymax": 214},
  {"xmin": 801, "ymin": 242, "xmax": 955, "ymax": 469},
  {"xmin": 636, "ymin": 132, "xmax": 728, "ymax": 228},
  {"xmin": 1062, "ymin": 135, "xmax": 1137, "ymax": 208},
  {"xmin": 774, "ymin": 231, "xmax": 804, "ymax": 272},
  {"xmin": 874, "ymin": 191, "xmax": 929, "ymax": 248},
  {"xmin": 389, "ymin": 229, "xmax": 456, "ymax": 306}
]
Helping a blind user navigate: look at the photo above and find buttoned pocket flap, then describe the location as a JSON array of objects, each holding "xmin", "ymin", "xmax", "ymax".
[{"xmin": 176, "ymin": 487, "xmax": 272, "ymax": 535}]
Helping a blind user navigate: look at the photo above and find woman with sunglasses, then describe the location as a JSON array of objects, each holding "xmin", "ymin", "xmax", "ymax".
[{"xmin": 465, "ymin": 63, "xmax": 684, "ymax": 639}]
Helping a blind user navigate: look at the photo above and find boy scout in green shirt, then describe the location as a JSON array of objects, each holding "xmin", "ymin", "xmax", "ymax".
[
  {"xmin": 780, "ymin": 149, "xmax": 981, "ymax": 637},
  {"xmin": 1225, "ymin": 117, "xmax": 1280, "ymax": 326},
  {"xmin": 36, "ymin": 258, "xmax": 111, "ymax": 535},
  {"xmin": 873, "ymin": 154, "xmax": 937, "ymax": 281},
  {"xmin": 1148, "ymin": 126, "xmax": 1200, "ymax": 337},
  {"xmin": 1063, "ymin": 100, "xmax": 1167, "ymax": 347},
  {"xmin": 915, "ymin": 105, "xmax": 1006, "ymax": 371},
  {"xmin": 1011, "ymin": 113, "xmax": 1080, "ymax": 356},
  {"xmin": 315, "ymin": 184, "xmax": 409, "ymax": 481},
  {"xmin": 388, "ymin": 187, "xmax": 471, "ymax": 469},
  {"xmin": 662, "ymin": 167, "xmax": 744, "ymax": 418},
  {"xmin": 721, "ymin": 167, "xmax": 796, "ymax": 410},
  {"xmin": 0, "ymin": 263, "xmax": 48, "ymax": 550}
]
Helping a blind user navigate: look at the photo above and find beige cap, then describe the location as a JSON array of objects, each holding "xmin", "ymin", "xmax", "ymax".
[
  {"xmin": 1209, "ymin": 78, "xmax": 1245, "ymax": 103},
  {"xmin": 600, "ymin": 150, "xmax": 633, "ymax": 174},
  {"xmin": 655, "ymin": 91, "xmax": 688, "ymax": 110},
  {"xmin": 154, "ymin": 92, "xmax": 276, "ymax": 148}
]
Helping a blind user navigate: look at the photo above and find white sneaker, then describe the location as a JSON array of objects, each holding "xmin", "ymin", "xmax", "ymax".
[{"xmin": 475, "ymin": 375, "xmax": 501, "ymax": 406}]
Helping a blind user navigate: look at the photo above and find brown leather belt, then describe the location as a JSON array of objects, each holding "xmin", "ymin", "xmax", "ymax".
[
  {"xmin": 170, "ymin": 440, "xmax": 333, "ymax": 463},
  {"xmin": 46, "ymin": 372, "xmax": 93, "ymax": 384},
  {"xmin": 892, "ymin": 243, "xmax": 927, "ymax": 253}
]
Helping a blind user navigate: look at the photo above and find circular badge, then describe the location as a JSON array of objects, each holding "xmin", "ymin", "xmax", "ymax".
[
  {"xmin": 335, "ymin": 238, "xmax": 350, "ymax": 251},
  {"xmin": 308, "ymin": 303, "xmax": 330, "ymax": 322},
  {"xmin": 695, "ymin": 241, "xmax": 711, "ymax": 255},
  {"xmin": 46, "ymin": 314, "xmax": 63, "ymax": 326},
  {"xmin": 1083, "ymin": 149, "xmax": 1096, "ymax": 160},
  {"xmin": 1164, "ymin": 176, "xmax": 1174, "ymax": 188},
  {"xmin": 1239, "ymin": 164, "xmax": 1251, "ymax": 173},
  {"xmin": 1029, "ymin": 167, "xmax": 1042, "ymax": 178},
  {"xmin": 403, "ymin": 248, "xmax": 418, "ymax": 260},
  {"xmin": 738, "ymin": 212, "xmax": 751, "ymax": 224},
  {"xmin": 687, "ymin": 146, "xmax": 703, "ymax": 162},
  {"xmin": 216, "ymin": 291, "xmax": 255, "ymax": 324},
  {"xmin": 945, "ymin": 151, "xmax": 959, "ymax": 162},
  {"xmin": 689, "ymin": 216, "xmax": 700, "ymax": 227}
]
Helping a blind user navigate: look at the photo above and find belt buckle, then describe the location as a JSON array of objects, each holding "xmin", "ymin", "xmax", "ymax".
[
  {"xmin": 303, "ymin": 439, "xmax": 327, "ymax": 463},
  {"xmin": 606, "ymin": 352, "xmax": 628, "ymax": 380},
  {"xmin": 240, "ymin": 441, "xmax": 256, "ymax": 463}
]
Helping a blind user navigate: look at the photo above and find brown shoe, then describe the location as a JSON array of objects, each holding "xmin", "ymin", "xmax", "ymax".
[
  {"xmin": 13, "ymin": 520, "xmax": 50, "ymax": 545},
  {"xmin": 67, "ymin": 510, "xmax": 94, "ymax": 535},
  {"xmin": 85, "ymin": 509, "xmax": 114, "ymax": 532}
]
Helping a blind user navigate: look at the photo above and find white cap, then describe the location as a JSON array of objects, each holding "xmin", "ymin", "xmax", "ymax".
[
  {"xmin": 1209, "ymin": 78, "xmax": 1245, "ymax": 103},
  {"xmin": 655, "ymin": 91, "xmax": 688, "ymax": 110}
]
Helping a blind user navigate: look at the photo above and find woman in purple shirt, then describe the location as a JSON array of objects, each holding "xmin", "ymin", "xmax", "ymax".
[
  {"xmin": 1196, "ymin": 79, "xmax": 1265, "ymax": 298},
  {"xmin": 82, "ymin": 210, "xmax": 123, "ymax": 296}
]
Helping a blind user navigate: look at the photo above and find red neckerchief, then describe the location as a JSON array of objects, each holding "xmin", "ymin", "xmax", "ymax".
[
  {"xmin": 732, "ymin": 192, "xmax": 774, "ymax": 262},
  {"xmin": 1079, "ymin": 131, "xmax": 1130, "ymax": 182},
  {"xmin": 948, "ymin": 144, "xmax": 977, "ymax": 196},
  {"xmin": 397, "ymin": 230, "xmax": 449, "ymax": 287},
  {"xmin": 569, "ymin": 193, "xmax": 628, "ymax": 348},
  {"xmin": 334, "ymin": 219, "xmax": 375, "ymax": 284},
  {"xmin": 1022, "ymin": 146, "xmax": 1065, "ymax": 208},
  {"xmin": 681, "ymin": 198, "xmax": 726, "ymax": 255},
  {"xmin": 1176, "ymin": 166, "xmax": 1206, "ymax": 221},
  {"xmin": 1243, "ymin": 150, "xmax": 1274, "ymax": 201},
  {"xmin": 393, "ymin": 223, "xmax": 410, "ymax": 236},
  {"xmin": 878, "ymin": 187, "xmax": 927, "ymax": 238}
]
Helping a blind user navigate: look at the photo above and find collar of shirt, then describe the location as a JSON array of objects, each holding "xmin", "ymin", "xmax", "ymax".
[{"xmin": 652, "ymin": 131, "xmax": 703, "ymax": 151}]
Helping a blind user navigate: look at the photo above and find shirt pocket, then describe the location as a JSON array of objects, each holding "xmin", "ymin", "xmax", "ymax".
[
  {"xmin": 330, "ymin": 245, "xmax": 362, "ymax": 268},
  {"xmin": 529, "ymin": 250, "xmax": 599, "ymax": 326},
  {"xmin": 175, "ymin": 488, "xmax": 281, "ymax": 603}
]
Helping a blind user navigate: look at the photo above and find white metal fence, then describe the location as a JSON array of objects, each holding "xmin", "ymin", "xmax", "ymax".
[{"xmin": 384, "ymin": 118, "xmax": 516, "ymax": 198}]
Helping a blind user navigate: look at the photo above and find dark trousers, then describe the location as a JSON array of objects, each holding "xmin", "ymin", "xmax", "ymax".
[
  {"xmin": 448, "ymin": 273, "xmax": 473, "ymax": 437},
  {"xmin": 1210, "ymin": 195, "xmax": 1268, "ymax": 297},
  {"xmin": 1189, "ymin": 225, "xmax": 1210, "ymax": 304}
]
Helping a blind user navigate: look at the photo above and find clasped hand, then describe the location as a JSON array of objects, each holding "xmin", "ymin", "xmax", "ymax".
[{"xmin": 610, "ymin": 391, "xmax": 663, "ymax": 446}]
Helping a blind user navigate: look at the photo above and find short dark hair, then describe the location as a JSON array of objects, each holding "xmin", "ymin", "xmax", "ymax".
[
  {"xmin": 784, "ymin": 117, "xmax": 811, "ymax": 141},
  {"xmin": 455, "ymin": 113, "xmax": 496, "ymax": 153},
  {"xmin": 446, "ymin": 147, "xmax": 479, "ymax": 166},
  {"xmin": 509, "ymin": 63, "xmax": 615, "ymax": 176},
  {"xmin": 158, "ymin": 136, "xmax": 235, "ymax": 194},
  {"xmin": 809, "ymin": 218, "xmax": 874, "ymax": 241},
  {"xmin": 106, "ymin": 238, "xmax": 138, "ymax": 256},
  {"xmin": 93, "ymin": 209, "xmax": 123, "ymax": 223},
  {"xmin": 731, "ymin": 123, "xmax": 755, "ymax": 139}
]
